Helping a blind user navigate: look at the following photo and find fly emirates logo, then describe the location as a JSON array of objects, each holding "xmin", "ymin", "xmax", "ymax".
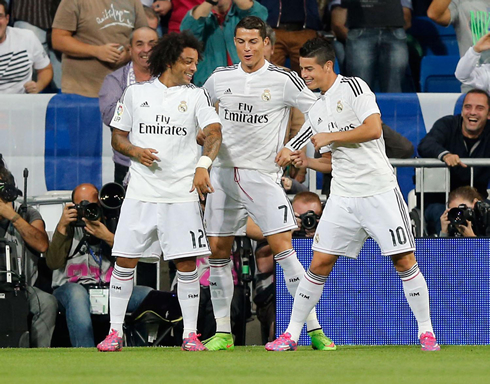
[
  {"xmin": 223, "ymin": 102, "xmax": 269, "ymax": 124},
  {"xmin": 139, "ymin": 115, "xmax": 188, "ymax": 136}
]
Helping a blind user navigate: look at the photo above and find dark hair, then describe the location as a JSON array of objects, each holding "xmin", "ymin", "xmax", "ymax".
[
  {"xmin": 235, "ymin": 16, "xmax": 267, "ymax": 40},
  {"xmin": 299, "ymin": 37, "xmax": 336, "ymax": 67},
  {"xmin": 448, "ymin": 186, "xmax": 483, "ymax": 206},
  {"xmin": 0, "ymin": 0, "xmax": 8, "ymax": 14},
  {"xmin": 0, "ymin": 165, "xmax": 15, "ymax": 186},
  {"xmin": 464, "ymin": 89, "xmax": 490, "ymax": 108},
  {"xmin": 148, "ymin": 31, "xmax": 203, "ymax": 77}
]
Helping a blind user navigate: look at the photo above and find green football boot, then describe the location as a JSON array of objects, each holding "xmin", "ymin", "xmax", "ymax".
[
  {"xmin": 202, "ymin": 332, "xmax": 235, "ymax": 351},
  {"xmin": 308, "ymin": 329, "xmax": 337, "ymax": 351}
]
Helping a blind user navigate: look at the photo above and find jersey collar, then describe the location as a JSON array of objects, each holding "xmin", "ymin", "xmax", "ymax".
[
  {"xmin": 324, "ymin": 74, "xmax": 342, "ymax": 97},
  {"xmin": 238, "ymin": 59, "xmax": 269, "ymax": 76}
]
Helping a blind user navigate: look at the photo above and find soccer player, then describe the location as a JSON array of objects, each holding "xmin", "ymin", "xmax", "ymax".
[
  {"xmin": 268, "ymin": 37, "xmax": 440, "ymax": 351},
  {"xmin": 201, "ymin": 16, "xmax": 335, "ymax": 351},
  {"xmin": 97, "ymin": 31, "xmax": 222, "ymax": 352}
]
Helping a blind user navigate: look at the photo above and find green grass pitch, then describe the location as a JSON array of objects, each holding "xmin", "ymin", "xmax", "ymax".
[{"xmin": 2, "ymin": 345, "xmax": 490, "ymax": 384}]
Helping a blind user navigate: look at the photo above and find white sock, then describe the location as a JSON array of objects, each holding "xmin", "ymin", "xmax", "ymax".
[
  {"xmin": 109, "ymin": 263, "xmax": 135, "ymax": 337},
  {"xmin": 398, "ymin": 263, "xmax": 434, "ymax": 338},
  {"xmin": 209, "ymin": 258, "xmax": 233, "ymax": 333},
  {"xmin": 274, "ymin": 249, "xmax": 322, "ymax": 332},
  {"xmin": 286, "ymin": 269, "xmax": 327, "ymax": 342},
  {"xmin": 177, "ymin": 269, "xmax": 200, "ymax": 339}
]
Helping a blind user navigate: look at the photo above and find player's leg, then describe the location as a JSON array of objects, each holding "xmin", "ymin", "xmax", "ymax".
[
  {"xmin": 203, "ymin": 168, "xmax": 244, "ymax": 350},
  {"xmin": 98, "ymin": 199, "xmax": 157, "ymax": 352},
  {"xmin": 365, "ymin": 188, "xmax": 439, "ymax": 351},
  {"xmin": 204, "ymin": 235, "xmax": 236, "ymax": 350},
  {"xmin": 391, "ymin": 251, "xmax": 439, "ymax": 351},
  {"xmin": 161, "ymin": 201, "xmax": 212, "ymax": 351},
  {"xmin": 174, "ymin": 256, "xmax": 206, "ymax": 351},
  {"xmin": 265, "ymin": 250, "xmax": 338, "ymax": 351}
]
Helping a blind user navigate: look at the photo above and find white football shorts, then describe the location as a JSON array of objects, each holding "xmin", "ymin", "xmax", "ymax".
[
  {"xmin": 112, "ymin": 198, "xmax": 211, "ymax": 260},
  {"xmin": 312, "ymin": 188, "xmax": 415, "ymax": 258},
  {"xmin": 204, "ymin": 167, "xmax": 297, "ymax": 237}
]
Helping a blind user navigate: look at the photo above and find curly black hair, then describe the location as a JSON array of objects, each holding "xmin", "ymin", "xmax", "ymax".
[
  {"xmin": 299, "ymin": 37, "xmax": 336, "ymax": 67},
  {"xmin": 148, "ymin": 31, "xmax": 203, "ymax": 78}
]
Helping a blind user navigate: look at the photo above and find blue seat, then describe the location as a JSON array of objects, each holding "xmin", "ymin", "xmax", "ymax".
[
  {"xmin": 409, "ymin": 16, "xmax": 459, "ymax": 56},
  {"xmin": 420, "ymin": 55, "xmax": 461, "ymax": 92}
]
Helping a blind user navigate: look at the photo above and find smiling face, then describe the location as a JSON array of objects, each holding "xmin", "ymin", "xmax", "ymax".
[
  {"xmin": 166, "ymin": 47, "xmax": 198, "ymax": 86},
  {"xmin": 461, "ymin": 92, "xmax": 490, "ymax": 138},
  {"xmin": 299, "ymin": 56, "xmax": 330, "ymax": 92},
  {"xmin": 130, "ymin": 28, "xmax": 158, "ymax": 71},
  {"xmin": 234, "ymin": 28, "xmax": 268, "ymax": 73}
]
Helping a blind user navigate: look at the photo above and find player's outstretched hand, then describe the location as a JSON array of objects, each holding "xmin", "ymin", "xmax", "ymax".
[
  {"xmin": 290, "ymin": 150, "xmax": 308, "ymax": 168},
  {"xmin": 311, "ymin": 133, "xmax": 332, "ymax": 152},
  {"xmin": 275, "ymin": 148, "xmax": 292, "ymax": 167},
  {"xmin": 134, "ymin": 147, "xmax": 160, "ymax": 167},
  {"xmin": 191, "ymin": 168, "xmax": 214, "ymax": 201}
]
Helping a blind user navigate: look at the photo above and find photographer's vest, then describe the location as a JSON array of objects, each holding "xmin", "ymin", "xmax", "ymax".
[
  {"xmin": 0, "ymin": 202, "xmax": 42, "ymax": 286},
  {"xmin": 51, "ymin": 227, "xmax": 113, "ymax": 288}
]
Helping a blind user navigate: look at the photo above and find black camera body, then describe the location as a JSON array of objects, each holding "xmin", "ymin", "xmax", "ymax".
[
  {"xmin": 0, "ymin": 182, "xmax": 22, "ymax": 203},
  {"xmin": 294, "ymin": 210, "xmax": 320, "ymax": 237},
  {"xmin": 70, "ymin": 200, "xmax": 103, "ymax": 227},
  {"xmin": 447, "ymin": 202, "xmax": 490, "ymax": 236}
]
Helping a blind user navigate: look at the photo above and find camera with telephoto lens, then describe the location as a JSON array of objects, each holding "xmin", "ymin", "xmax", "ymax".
[
  {"xmin": 0, "ymin": 181, "xmax": 22, "ymax": 203},
  {"xmin": 447, "ymin": 201, "xmax": 490, "ymax": 237}
]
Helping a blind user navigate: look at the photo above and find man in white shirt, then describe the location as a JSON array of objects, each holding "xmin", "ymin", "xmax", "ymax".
[
  {"xmin": 455, "ymin": 31, "xmax": 490, "ymax": 94},
  {"xmin": 97, "ymin": 31, "xmax": 222, "ymax": 352},
  {"xmin": 201, "ymin": 16, "xmax": 336, "ymax": 351},
  {"xmin": 0, "ymin": 0, "xmax": 52, "ymax": 94},
  {"xmin": 270, "ymin": 37, "xmax": 440, "ymax": 352}
]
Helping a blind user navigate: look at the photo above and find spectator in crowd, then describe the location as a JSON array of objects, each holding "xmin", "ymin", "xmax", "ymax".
[
  {"xmin": 0, "ymin": 0, "xmax": 53, "ymax": 93},
  {"xmin": 46, "ymin": 183, "xmax": 152, "ymax": 347},
  {"xmin": 0, "ymin": 163, "xmax": 57, "ymax": 348},
  {"xmin": 330, "ymin": 0, "xmax": 412, "ymax": 93},
  {"xmin": 99, "ymin": 27, "xmax": 158, "ymax": 186},
  {"xmin": 440, "ymin": 186, "xmax": 484, "ymax": 237},
  {"xmin": 180, "ymin": 0, "xmax": 268, "ymax": 86},
  {"xmin": 428, "ymin": 0, "xmax": 490, "ymax": 60},
  {"xmin": 10, "ymin": 0, "xmax": 61, "ymax": 89},
  {"xmin": 152, "ymin": 0, "xmax": 202, "ymax": 34},
  {"xmin": 258, "ymin": 0, "xmax": 322, "ymax": 75},
  {"xmin": 143, "ymin": 5, "xmax": 160, "ymax": 31},
  {"xmin": 417, "ymin": 89, "xmax": 490, "ymax": 235},
  {"xmin": 455, "ymin": 31, "xmax": 490, "ymax": 94},
  {"xmin": 52, "ymin": 0, "xmax": 148, "ymax": 98}
]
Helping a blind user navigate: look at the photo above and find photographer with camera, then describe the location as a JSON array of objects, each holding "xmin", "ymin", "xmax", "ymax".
[
  {"xmin": 0, "ymin": 163, "xmax": 57, "ymax": 347},
  {"xmin": 440, "ymin": 186, "xmax": 490, "ymax": 238},
  {"xmin": 292, "ymin": 192, "xmax": 323, "ymax": 238},
  {"xmin": 45, "ymin": 183, "xmax": 152, "ymax": 348}
]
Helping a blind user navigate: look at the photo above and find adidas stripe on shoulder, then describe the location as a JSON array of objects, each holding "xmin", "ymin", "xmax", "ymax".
[
  {"xmin": 267, "ymin": 64, "xmax": 305, "ymax": 92},
  {"xmin": 340, "ymin": 77, "xmax": 364, "ymax": 97}
]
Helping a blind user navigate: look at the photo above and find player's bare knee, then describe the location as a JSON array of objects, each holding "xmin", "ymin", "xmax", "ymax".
[
  {"xmin": 310, "ymin": 252, "xmax": 337, "ymax": 276},
  {"xmin": 174, "ymin": 257, "xmax": 197, "ymax": 272},
  {"xmin": 266, "ymin": 231, "xmax": 292, "ymax": 254},
  {"xmin": 391, "ymin": 251, "xmax": 416, "ymax": 272},
  {"xmin": 209, "ymin": 236, "xmax": 234, "ymax": 259},
  {"xmin": 116, "ymin": 256, "xmax": 139, "ymax": 269}
]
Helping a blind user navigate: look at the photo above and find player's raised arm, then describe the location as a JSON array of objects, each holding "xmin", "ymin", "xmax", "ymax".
[{"xmin": 311, "ymin": 113, "xmax": 382, "ymax": 151}]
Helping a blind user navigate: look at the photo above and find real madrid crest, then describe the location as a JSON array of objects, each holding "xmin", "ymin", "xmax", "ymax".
[
  {"xmin": 178, "ymin": 101, "xmax": 188, "ymax": 113},
  {"xmin": 261, "ymin": 89, "xmax": 271, "ymax": 101},
  {"xmin": 336, "ymin": 100, "xmax": 343, "ymax": 113},
  {"xmin": 314, "ymin": 233, "xmax": 320, "ymax": 244}
]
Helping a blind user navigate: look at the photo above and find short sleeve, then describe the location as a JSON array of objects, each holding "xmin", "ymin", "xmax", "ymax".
[
  {"xmin": 346, "ymin": 77, "xmax": 380, "ymax": 123},
  {"xmin": 29, "ymin": 31, "xmax": 50, "ymax": 70},
  {"xmin": 195, "ymin": 88, "xmax": 221, "ymax": 129},
  {"xmin": 283, "ymin": 70, "xmax": 317, "ymax": 113},
  {"xmin": 52, "ymin": 0, "xmax": 79, "ymax": 32},
  {"xmin": 110, "ymin": 85, "xmax": 134, "ymax": 131},
  {"xmin": 202, "ymin": 74, "xmax": 218, "ymax": 105}
]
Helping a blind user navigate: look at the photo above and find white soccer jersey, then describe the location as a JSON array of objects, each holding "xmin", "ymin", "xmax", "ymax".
[
  {"xmin": 111, "ymin": 79, "xmax": 221, "ymax": 203},
  {"xmin": 286, "ymin": 74, "xmax": 398, "ymax": 197},
  {"xmin": 203, "ymin": 61, "xmax": 318, "ymax": 178}
]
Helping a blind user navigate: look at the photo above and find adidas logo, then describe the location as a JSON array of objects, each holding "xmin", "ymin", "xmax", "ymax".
[
  {"xmin": 318, "ymin": 117, "xmax": 323, "ymax": 124},
  {"xmin": 224, "ymin": 88, "xmax": 232, "ymax": 94},
  {"xmin": 140, "ymin": 101, "xmax": 150, "ymax": 107}
]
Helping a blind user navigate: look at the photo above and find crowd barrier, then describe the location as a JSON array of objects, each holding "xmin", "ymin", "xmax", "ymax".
[
  {"xmin": 277, "ymin": 238, "xmax": 490, "ymax": 345},
  {"xmin": 0, "ymin": 92, "xmax": 464, "ymax": 199}
]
